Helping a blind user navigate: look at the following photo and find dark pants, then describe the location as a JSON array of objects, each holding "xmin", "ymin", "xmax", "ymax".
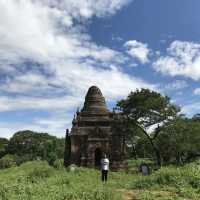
[{"xmin": 101, "ymin": 170, "xmax": 108, "ymax": 182}]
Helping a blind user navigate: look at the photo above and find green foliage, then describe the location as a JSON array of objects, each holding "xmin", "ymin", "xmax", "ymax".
[
  {"xmin": 131, "ymin": 162, "xmax": 200, "ymax": 192},
  {"xmin": 53, "ymin": 159, "xmax": 64, "ymax": 169},
  {"xmin": 0, "ymin": 154, "xmax": 16, "ymax": 169},
  {"xmin": 0, "ymin": 138, "xmax": 9, "ymax": 159},
  {"xmin": 127, "ymin": 158, "xmax": 154, "ymax": 168},
  {"xmin": 156, "ymin": 117, "xmax": 200, "ymax": 164},
  {"xmin": 135, "ymin": 135, "xmax": 154, "ymax": 158},
  {"xmin": 116, "ymin": 88, "xmax": 179, "ymax": 124},
  {"xmin": 5, "ymin": 130, "xmax": 65, "ymax": 166},
  {"xmin": 115, "ymin": 88, "xmax": 180, "ymax": 167},
  {"xmin": 23, "ymin": 161, "xmax": 55, "ymax": 179}
]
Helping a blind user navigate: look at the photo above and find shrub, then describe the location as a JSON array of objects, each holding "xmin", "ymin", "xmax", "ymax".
[
  {"xmin": 0, "ymin": 154, "xmax": 16, "ymax": 169},
  {"xmin": 53, "ymin": 159, "xmax": 64, "ymax": 169},
  {"xmin": 27, "ymin": 162, "xmax": 54, "ymax": 179},
  {"xmin": 17, "ymin": 161, "xmax": 55, "ymax": 183}
]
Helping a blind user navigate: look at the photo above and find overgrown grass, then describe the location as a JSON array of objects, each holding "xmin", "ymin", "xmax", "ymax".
[
  {"xmin": 0, "ymin": 160, "xmax": 200, "ymax": 200},
  {"xmin": 129, "ymin": 160, "xmax": 200, "ymax": 199},
  {"xmin": 0, "ymin": 161, "xmax": 122, "ymax": 200}
]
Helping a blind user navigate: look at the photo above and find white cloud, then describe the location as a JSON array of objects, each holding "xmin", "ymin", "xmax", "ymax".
[
  {"xmin": 111, "ymin": 35, "xmax": 123, "ymax": 42},
  {"xmin": 193, "ymin": 88, "xmax": 200, "ymax": 95},
  {"xmin": 0, "ymin": 63, "xmax": 156, "ymax": 110},
  {"xmin": 0, "ymin": 0, "xmax": 154, "ymax": 101},
  {"xmin": 153, "ymin": 41, "xmax": 200, "ymax": 80},
  {"xmin": 165, "ymin": 80, "xmax": 188, "ymax": 91},
  {"xmin": 0, "ymin": 0, "xmax": 157, "ymax": 138},
  {"xmin": 124, "ymin": 40, "xmax": 150, "ymax": 64},
  {"xmin": 0, "ymin": 95, "xmax": 82, "ymax": 112},
  {"xmin": 38, "ymin": 0, "xmax": 132, "ymax": 19},
  {"xmin": 53, "ymin": 61, "xmax": 156, "ymax": 100},
  {"xmin": 0, "ymin": 73, "xmax": 52, "ymax": 94},
  {"xmin": 0, "ymin": 127, "xmax": 18, "ymax": 139},
  {"xmin": 182, "ymin": 101, "xmax": 200, "ymax": 117},
  {"xmin": 0, "ymin": 0, "xmax": 127, "ymax": 69},
  {"xmin": 0, "ymin": 113, "xmax": 72, "ymax": 138}
]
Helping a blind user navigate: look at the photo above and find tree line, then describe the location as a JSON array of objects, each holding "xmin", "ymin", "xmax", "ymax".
[{"xmin": 0, "ymin": 130, "xmax": 65, "ymax": 168}]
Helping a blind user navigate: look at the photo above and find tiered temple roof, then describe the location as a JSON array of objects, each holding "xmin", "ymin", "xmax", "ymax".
[{"xmin": 72, "ymin": 86, "xmax": 111, "ymax": 128}]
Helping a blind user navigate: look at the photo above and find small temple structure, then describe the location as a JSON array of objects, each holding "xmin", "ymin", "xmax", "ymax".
[{"xmin": 64, "ymin": 86, "xmax": 127, "ymax": 170}]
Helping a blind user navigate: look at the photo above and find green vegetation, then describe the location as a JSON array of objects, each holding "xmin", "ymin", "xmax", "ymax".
[
  {"xmin": 0, "ymin": 138, "xmax": 9, "ymax": 159},
  {"xmin": 115, "ymin": 88, "xmax": 180, "ymax": 167},
  {"xmin": 1, "ymin": 89, "xmax": 200, "ymax": 169},
  {"xmin": 0, "ymin": 160, "xmax": 200, "ymax": 200},
  {"xmin": 115, "ymin": 88, "xmax": 200, "ymax": 167},
  {"xmin": 0, "ymin": 130, "xmax": 65, "ymax": 168},
  {"xmin": 0, "ymin": 154, "xmax": 16, "ymax": 169},
  {"xmin": 0, "ymin": 161, "xmax": 121, "ymax": 200},
  {"xmin": 156, "ymin": 117, "xmax": 200, "ymax": 164},
  {"xmin": 1, "ymin": 88, "xmax": 200, "ymax": 199}
]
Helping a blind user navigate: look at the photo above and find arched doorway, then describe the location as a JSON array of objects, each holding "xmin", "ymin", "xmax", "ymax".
[{"xmin": 95, "ymin": 148, "xmax": 102, "ymax": 167}]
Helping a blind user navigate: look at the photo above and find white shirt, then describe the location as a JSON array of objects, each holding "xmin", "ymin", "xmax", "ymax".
[{"xmin": 101, "ymin": 158, "xmax": 109, "ymax": 170}]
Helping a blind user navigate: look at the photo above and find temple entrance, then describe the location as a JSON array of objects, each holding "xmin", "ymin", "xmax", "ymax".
[{"xmin": 95, "ymin": 148, "xmax": 102, "ymax": 167}]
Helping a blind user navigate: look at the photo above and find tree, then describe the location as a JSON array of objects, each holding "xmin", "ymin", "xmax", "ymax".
[
  {"xmin": 116, "ymin": 88, "xmax": 180, "ymax": 167},
  {"xmin": 7, "ymin": 130, "xmax": 65, "ymax": 165},
  {"xmin": 192, "ymin": 113, "xmax": 200, "ymax": 122},
  {"xmin": 156, "ymin": 116, "xmax": 200, "ymax": 164},
  {"xmin": 0, "ymin": 138, "xmax": 9, "ymax": 159}
]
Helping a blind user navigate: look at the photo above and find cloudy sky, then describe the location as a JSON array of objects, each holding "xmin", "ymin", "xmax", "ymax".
[{"xmin": 0, "ymin": 0, "xmax": 200, "ymax": 138}]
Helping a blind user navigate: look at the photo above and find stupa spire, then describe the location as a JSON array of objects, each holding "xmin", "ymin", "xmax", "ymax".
[{"xmin": 81, "ymin": 86, "xmax": 109, "ymax": 115}]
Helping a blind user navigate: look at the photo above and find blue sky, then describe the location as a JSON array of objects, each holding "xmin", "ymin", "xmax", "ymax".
[{"xmin": 0, "ymin": 0, "xmax": 200, "ymax": 138}]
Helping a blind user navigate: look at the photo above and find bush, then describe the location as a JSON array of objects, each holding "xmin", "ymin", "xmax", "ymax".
[
  {"xmin": 15, "ymin": 154, "xmax": 34, "ymax": 165},
  {"xmin": 53, "ymin": 159, "xmax": 64, "ymax": 169},
  {"xmin": 25, "ymin": 161, "xmax": 54, "ymax": 179},
  {"xmin": 0, "ymin": 154, "xmax": 16, "ymax": 169}
]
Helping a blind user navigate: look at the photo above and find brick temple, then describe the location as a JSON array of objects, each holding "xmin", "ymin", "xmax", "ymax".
[{"xmin": 64, "ymin": 86, "xmax": 127, "ymax": 170}]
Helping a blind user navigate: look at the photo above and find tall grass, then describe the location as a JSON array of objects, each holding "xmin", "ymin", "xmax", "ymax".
[
  {"xmin": 0, "ymin": 161, "xmax": 121, "ymax": 200},
  {"xmin": 130, "ymin": 161, "xmax": 200, "ymax": 199},
  {"xmin": 0, "ymin": 160, "xmax": 200, "ymax": 200}
]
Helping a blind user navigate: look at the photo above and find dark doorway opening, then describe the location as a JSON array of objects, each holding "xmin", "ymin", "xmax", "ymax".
[{"xmin": 95, "ymin": 148, "xmax": 102, "ymax": 167}]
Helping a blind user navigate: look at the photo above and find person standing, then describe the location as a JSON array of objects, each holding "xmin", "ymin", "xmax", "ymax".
[{"xmin": 101, "ymin": 154, "xmax": 109, "ymax": 182}]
